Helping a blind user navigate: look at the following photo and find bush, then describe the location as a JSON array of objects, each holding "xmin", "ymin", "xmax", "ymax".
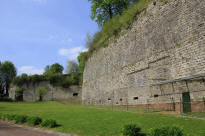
[
  {"xmin": 14, "ymin": 115, "xmax": 28, "ymax": 124},
  {"xmin": 0, "ymin": 97, "xmax": 13, "ymax": 102},
  {"xmin": 38, "ymin": 87, "xmax": 47, "ymax": 101},
  {"xmin": 0, "ymin": 114, "xmax": 16, "ymax": 121},
  {"xmin": 27, "ymin": 116, "xmax": 42, "ymax": 126},
  {"xmin": 15, "ymin": 88, "xmax": 24, "ymax": 101},
  {"xmin": 123, "ymin": 124, "xmax": 146, "ymax": 136},
  {"xmin": 40, "ymin": 119, "xmax": 57, "ymax": 128},
  {"xmin": 12, "ymin": 73, "xmax": 81, "ymax": 89},
  {"xmin": 149, "ymin": 126, "xmax": 184, "ymax": 136}
]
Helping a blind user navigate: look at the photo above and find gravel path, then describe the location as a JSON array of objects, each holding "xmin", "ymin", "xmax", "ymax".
[{"xmin": 0, "ymin": 121, "xmax": 74, "ymax": 136}]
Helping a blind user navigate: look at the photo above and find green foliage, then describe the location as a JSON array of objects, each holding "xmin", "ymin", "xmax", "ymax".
[
  {"xmin": 27, "ymin": 116, "xmax": 42, "ymax": 126},
  {"xmin": 12, "ymin": 73, "xmax": 29, "ymax": 86},
  {"xmin": 44, "ymin": 63, "xmax": 64, "ymax": 75},
  {"xmin": 86, "ymin": 0, "xmax": 153, "ymax": 60},
  {"xmin": 123, "ymin": 124, "xmax": 146, "ymax": 136},
  {"xmin": 0, "ymin": 97, "xmax": 13, "ymax": 102},
  {"xmin": 14, "ymin": 115, "xmax": 28, "ymax": 124},
  {"xmin": 149, "ymin": 126, "xmax": 184, "ymax": 136},
  {"xmin": 66, "ymin": 61, "xmax": 80, "ymax": 74},
  {"xmin": 15, "ymin": 88, "xmax": 24, "ymax": 101},
  {"xmin": 0, "ymin": 114, "xmax": 16, "ymax": 121},
  {"xmin": 40, "ymin": 119, "xmax": 57, "ymax": 128},
  {"xmin": 38, "ymin": 87, "xmax": 47, "ymax": 101},
  {"xmin": 78, "ymin": 52, "xmax": 89, "ymax": 73},
  {"xmin": 12, "ymin": 73, "xmax": 81, "ymax": 88},
  {"xmin": 0, "ymin": 113, "xmax": 57, "ymax": 128},
  {"xmin": 30, "ymin": 74, "xmax": 45, "ymax": 83},
  {"xmin": 0, "ymin": 61, "xmax": 17, "ymax": 95},
  {"xmin": 160, "ymin": 0, "xmax": 169, "ymax": 4},
  {"xmin": 89, "ymin": 0, "xmax": 138, "ymax": 26}
]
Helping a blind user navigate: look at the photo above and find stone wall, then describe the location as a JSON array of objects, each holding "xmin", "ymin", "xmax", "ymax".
[
  {"xmin": 9, "ymin": 82, "xmax": 81, "ymax": 102},
  {"xmin": 82, "ymin": 0, "xmax": 205, "ymax": 112}
]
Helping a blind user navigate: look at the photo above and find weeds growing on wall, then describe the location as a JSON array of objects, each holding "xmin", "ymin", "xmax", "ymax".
[
  {"xmin": 12, "ymin": 73, "xmax": 81, "ymax": 88},
  {"xmin": 86, "ymin": 0, "xmax": 153, "ymax": 60},
  {"xmin": 38, "ymin": 87, "xmax": 47, "ymax": 101},
  {"xmin": 15, "ymin": 88, "xmax": 24, "ymax": 101}
]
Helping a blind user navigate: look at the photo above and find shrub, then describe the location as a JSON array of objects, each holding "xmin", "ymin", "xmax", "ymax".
[
  {"xmin": 149, "ymin": 126, "xmax": 184, "ymax": 136},
  {"xmin": 3, "ymin": 114, "xmax": 16, "ymax": 121},
  {"xmin": 40, "ymin": 119, "xmax": 57, "ymax": 128},
  {"xmin": 12, "ymin": 73, "xmax": 81, "ymax": 88},
  {"xmin": 14, "ymin": 115, "xmax": 28, "ymax": 124},
  {"xmin": 122, "ymin": 124, "xmax": 146, "ymax": 136},
  {"xmin": 0, "ymin": 97, "xmax": 13, "ymax": 102},
  {"xmin": 27, "ymin": 116, "xmax": 42, "ymax": 126},
  {"xmin": 38, "ymin": 87, "xmax": 47, "ymax": 101},
  {"xmin": 15, "ymin": 88, "xmax": 24, "ymax": 101}
]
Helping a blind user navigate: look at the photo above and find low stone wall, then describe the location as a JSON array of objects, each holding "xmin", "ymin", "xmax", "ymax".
[{"xmin": 9, "ymin": 82, "xmax": 81, "ymax": 102}]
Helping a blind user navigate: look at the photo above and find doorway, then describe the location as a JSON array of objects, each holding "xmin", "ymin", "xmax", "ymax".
[{"xmin": 182, "ymin": 92, "xmax": 191, "ymax": 113}]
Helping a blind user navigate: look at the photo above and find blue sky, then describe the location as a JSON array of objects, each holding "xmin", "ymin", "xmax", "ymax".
[{"xmin": 0, "ymin": 0, "xmax": 98, "ymax": 75}]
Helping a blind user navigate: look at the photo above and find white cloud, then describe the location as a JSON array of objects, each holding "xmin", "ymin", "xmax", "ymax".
[
  {"xmin": 19, "ymin": 66, "xmax": 44, "ymax": 75},
  {"xmin": 58, "ymin": 46, "xmax": 88, "ymax": 60}
]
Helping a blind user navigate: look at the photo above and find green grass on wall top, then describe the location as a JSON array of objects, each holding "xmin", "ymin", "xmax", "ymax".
[
  {"xmin": 87, "ymin": 0, "xmax": 154, "ymax": 60},
  {"xmin": 0, "ymin": 101, "xmax": 205, "ymax": 136}
]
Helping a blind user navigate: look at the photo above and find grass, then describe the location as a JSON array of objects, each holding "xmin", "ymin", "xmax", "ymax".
[
  {"xmin": 183, "ymin": 112, "xmax": 205, "ymax": 119},
  {"xmin": 87, "ymin": 0, "xmax": 154, "ymax": 59},
  {"xmin": 0, "ymin": 101, "xmax": 205, "ymax": 136}
]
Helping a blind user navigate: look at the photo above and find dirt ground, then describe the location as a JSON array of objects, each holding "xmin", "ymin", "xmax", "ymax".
[{"xmin": 0, "ymin": 121, "xmax": 71, "ymax": 136}]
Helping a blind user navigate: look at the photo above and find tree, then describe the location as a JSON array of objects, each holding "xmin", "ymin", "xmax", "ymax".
[
  {"xmin": 66, "ymin": 61, "xmax": 80, "ymax": 74},
  {"xmin": 0, "ymin": 61, "xmax": 17, "ymax": 95},
  {"xmin": 77, "ymin": 52, "xmax": 88, "ymax": 74},
  {"xmin": 85, "ymin": 33, "xmax": 93, "ymax": 49},
  {"xmin": 43, "ymin": 63, "xmax": 64, "ymax": 75},
  {"xmin": 89, "ymin": 0, "xmax": 138, "ymax": 26}
]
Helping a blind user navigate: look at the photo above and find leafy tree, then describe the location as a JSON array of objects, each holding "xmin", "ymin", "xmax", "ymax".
[
  {"xmin": 38, "ymin": 87, "xmax": 47, "ymax": 101},
  {"xmin": 85, "ymin": 33, "xmax": 93, "ymax": 49},
  {"xmin": 44, "ymin": 65, "xmax": 50, "ymax": 74},
  {"xmin": 0, "ymin": 61, "xmax": 17, "ymax": 95},
  {"xmin": 77, "ymin": 52, "xmax": 88, "ymax": 74},
  {"xmin": 66, "ymin": 61, "xmax": 79, "ymax": 74},
  {"xmin": 89, "ymin": 0, "xmax": 138, "ymax": 26},
  {"xmin": 44, "ymin": 63, "xmax": 64, "ymax": 75}
]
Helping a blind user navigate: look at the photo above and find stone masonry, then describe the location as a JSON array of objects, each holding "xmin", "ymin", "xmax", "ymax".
[
  {"xmin": 9, "ymin": 82, "xmax": 81, "ymax": 102},
  {"xmin": 82, "ymin": 0, "xmax": 205, "ymax": 112}
]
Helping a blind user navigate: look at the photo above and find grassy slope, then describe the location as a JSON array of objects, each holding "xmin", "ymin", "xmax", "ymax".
[{"xmin": 0, "ymin": 101, "xmax": 205, "ymax": 136}]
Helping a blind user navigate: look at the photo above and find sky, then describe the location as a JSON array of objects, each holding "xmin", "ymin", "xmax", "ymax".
[{"xmin": 0, "ymin": 0, "xmax": 98, "ymax": 75}]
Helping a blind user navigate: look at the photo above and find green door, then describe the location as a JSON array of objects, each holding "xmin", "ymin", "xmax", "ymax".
[{"xmin": 182, "ymin": 92, "xmax": 191, "ymax": 113}]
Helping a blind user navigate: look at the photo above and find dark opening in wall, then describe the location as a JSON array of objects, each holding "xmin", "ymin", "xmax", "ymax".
[
  {"xmin": 73, "ymin": 93, "xmax": 78, "ymax": 96},
  {"xmin": 108, "ymin": 98, "xmax": 111, "ymax": 101},
  {"xmin": 133, "ymin": 97, "xmax": 138, "ymax": 100},
  {"xmin": 120, "ymin": 98, "xmax": 123, "ymax": 101},
  {"xmin": 154, "ymin": 94, "xmax": 159, "ymax": 98}
]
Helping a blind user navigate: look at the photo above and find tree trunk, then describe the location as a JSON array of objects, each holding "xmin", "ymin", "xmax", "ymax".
[{"xmin": 108, "ymin": 5, "xmax": 113, "ymax": 19}]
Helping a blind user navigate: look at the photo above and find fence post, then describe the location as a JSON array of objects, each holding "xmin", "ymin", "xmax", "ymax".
[
  {"xmin": 203, "ymin": 97, "xmax": 205, "ymax": 112},
  {"xmin": 147, "ymin": 99, "xmax": 149, "ymax": 113},
  {"xmin": 126, "ymin": 97, "xmax": 128, "ymax": 111},
  {"xmin": 180, "ymin": 97, "xmax": 182, "ymax": 114}
]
